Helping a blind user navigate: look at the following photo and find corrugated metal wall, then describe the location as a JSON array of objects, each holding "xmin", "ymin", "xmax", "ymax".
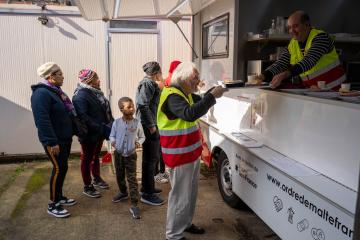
[
  {"xmin": 0, "ymin": 9, "xmax": 191, "ymax": 155},
  {"xmin": 109, "ymin": 33, "xmax": 158, "ymax": 118},
  {"xmin": 109, "ymin": 19, "xmax": 192, "ymax": 119},
  {"xmin": 0, "ymin": 13, "xmax": 106, "ymax": 111},
  {"xmin": 160, "ymin": 20, "xmax": 192, "ymax": 77},
  {"xmin": 0, "ymin": 12, "xmax": 106, "ymax": 155}
]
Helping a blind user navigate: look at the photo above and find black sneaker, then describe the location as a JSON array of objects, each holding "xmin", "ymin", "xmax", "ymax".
[
  {"xmin": 47, "ymin": 202, "xmax": 70, "ymax": 218},
  {"xmin": 140, "ymin": 193, "xmax": 164, "ymax": 206},
  {"xmin": 59, "ymin": 196, "xmax": 77, "ymax": 206},
  {"xmin": 154, "ymin": 187, "xmax": 162, "ymax": 194},
  {"xmin": 140, "ymin": 187, "xmax": 162, "ymax": 196},
  {"xmin": 112, "ymin": 192, "xmax": 129, "ymax": 203},
  {"xmin": 92, "ymin": 177, "xmax": 109, "ymax": 189},
  {"xmin": 83, "ymin": 184, "xmax": 101, "ymax": 198},
  {"xmin": 129, "ymin": 206, "xmax": 141, "ymax": 219}
]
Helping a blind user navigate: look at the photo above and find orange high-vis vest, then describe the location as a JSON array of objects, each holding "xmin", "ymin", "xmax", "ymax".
[{"xmin": 157, "ymin": 87, "xmax": 202, "ymax": 168}]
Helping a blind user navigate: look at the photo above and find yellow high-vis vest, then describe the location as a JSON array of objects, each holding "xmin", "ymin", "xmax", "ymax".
[
  {"xmin": 157, "ymin": 87, "xmax": 202, "ymax": 168},
  {"xmin": 288, "ymin": 28, "xmax": 345, "ymax": 89}
]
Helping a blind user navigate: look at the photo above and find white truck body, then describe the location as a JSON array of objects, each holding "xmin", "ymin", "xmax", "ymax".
[{"xmin": 194, "ymin": 0, "xmax": 359, "ymax": 239}]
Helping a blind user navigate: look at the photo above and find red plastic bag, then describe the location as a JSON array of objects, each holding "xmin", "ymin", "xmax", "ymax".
[
  {"xmin": 200, "ymin": 132, "xmax": 212, "ymax": 167},
  {"xmin": 101, "ymin": 152, "xmax": 112, "ymax": 164}
]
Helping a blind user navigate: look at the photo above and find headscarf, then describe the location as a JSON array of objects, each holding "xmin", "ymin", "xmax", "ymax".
[{"xmin": 42, "ymin": 79, "xmax": 75, "ymax": 114}]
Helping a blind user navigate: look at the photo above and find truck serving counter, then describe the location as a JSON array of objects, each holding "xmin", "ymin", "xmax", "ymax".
[{"xmin": 200, "ymin": 88, "xmax": 359, "ymax": 240}]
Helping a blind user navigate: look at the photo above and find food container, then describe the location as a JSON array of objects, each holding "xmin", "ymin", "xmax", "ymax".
[{"xmin": 223, "ymin": 80, "xmax": 245, "ymax": 88}]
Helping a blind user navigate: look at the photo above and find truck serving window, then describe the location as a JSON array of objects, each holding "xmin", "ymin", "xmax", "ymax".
[{"xmin": 202, "ymin": 13, "xmax": 229, "ymax": 59}]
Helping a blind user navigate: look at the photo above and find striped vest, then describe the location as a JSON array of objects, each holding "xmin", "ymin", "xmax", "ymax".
[
  {"xmin": 157, "ymin": 87, "xmax": 202, "ymax": 168},
  {"xmin": 288, "ymin": 28, "xmax": 345, "ymax": 89}
]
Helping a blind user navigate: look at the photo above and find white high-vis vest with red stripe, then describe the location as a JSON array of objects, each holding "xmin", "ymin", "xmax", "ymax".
[
  {"xmin": 289, "ymin": 28, "xmax": 346, "ymax": 90},
  {"xmin": 157, "ymin": 87, "xmax": 202, "ymax": 168}
]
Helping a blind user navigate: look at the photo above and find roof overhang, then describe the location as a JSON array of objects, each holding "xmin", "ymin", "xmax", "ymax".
[{"xmin": 74, "ymin": 0, "xmax": 216, "ymax": 21}]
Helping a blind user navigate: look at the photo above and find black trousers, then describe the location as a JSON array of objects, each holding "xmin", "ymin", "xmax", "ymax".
[
  {"xmin": 44, "ymin": 142, "xmax": 71, "ymax": 203},
  {"xmin": 155, "ymin": 148, "xmax": 166, "ymax": 175},
  {"xmin": 141, "ymin": 126, "xmax": 160, "ymax": 194}
]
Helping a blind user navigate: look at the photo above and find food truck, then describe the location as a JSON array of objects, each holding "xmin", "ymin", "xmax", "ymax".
[
  {"xmin": 190, "ymin": 0, "xmax": 360, "ymax": 239},
  {"xmin": 74, "ymin": 0, "xmax": 360, "ymax": 239}
]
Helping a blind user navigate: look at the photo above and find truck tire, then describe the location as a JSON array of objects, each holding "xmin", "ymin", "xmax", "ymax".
[{"xmin": 216, "ymin": 151, "xmax": 244, "ymax": 209}]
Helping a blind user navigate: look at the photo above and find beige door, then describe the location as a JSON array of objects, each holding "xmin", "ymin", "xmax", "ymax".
[{"xmin": 109, "ymin": 33, "xmax": 158, "ymax": 118}]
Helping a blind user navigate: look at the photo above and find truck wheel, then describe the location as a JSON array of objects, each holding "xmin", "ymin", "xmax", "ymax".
[{"xmin": 216, "ymin": 152, "xmax": 243, "ymax": 208}]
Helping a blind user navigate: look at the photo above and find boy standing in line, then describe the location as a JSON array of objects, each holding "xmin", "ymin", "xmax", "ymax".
[{"xmin": 110, "ymin": 97, "xmax": 145, "ymax": 219}]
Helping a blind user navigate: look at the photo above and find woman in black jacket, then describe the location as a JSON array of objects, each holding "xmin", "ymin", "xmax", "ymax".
[
  {"xmin": 31, "ymin": 62, "xmax": 76, "ymax": 218},
  {"xmin": 73, "ymin": 69, "xmax": 114, "ymax": 198}
]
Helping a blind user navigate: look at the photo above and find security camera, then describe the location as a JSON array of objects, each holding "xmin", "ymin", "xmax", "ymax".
[{"xmin": 38, "ymin": 15, "xmax": 48, "ymax": 25}]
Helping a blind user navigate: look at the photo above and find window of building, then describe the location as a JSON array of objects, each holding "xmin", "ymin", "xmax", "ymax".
[{"xmin": 202, "ymin": 13, "xmax": 229, "ymax": 59}]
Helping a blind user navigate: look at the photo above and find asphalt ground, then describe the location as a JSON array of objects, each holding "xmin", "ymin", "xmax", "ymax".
[{"xmin": 0, "ymin": 152, "xmax": 278, "ymax": 240}]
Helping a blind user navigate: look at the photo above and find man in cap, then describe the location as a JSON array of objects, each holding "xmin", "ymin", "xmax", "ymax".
[
  {"xmin": 135, "ymin": 61, "xmax": 165, "ymax": 206},
  {"xmin": 31, "ymin": 62, "xmax": 76, "ymax": 218}
]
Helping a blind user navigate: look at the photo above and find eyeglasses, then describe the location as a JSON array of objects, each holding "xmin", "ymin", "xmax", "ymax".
[{"xmin": 52, "ymin": 71, "xmax": 63, "ymax": 76}]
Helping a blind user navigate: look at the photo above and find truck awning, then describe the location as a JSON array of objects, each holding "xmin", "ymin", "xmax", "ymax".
[{"xmin": 74, "ymin": 0, "xmax": 216, "ymax": 20}]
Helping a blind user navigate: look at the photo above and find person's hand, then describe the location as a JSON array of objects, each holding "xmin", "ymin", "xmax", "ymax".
[
  {"xmin": 135, "ymin": 142, "xmax": 141, "ymax": 148},
  {"xmin": 197, "ymin": 80, "xmax": 205, "ymax": 89},
  {"xmin": 309, "ymin": 85, "xmax": 321, "ymax": 91},
  {"xmin": 270, "ymin": 71, "xmax": 291, "ymax": 89},
  {"xmin": 50, "ymin": 145, "xmax": 60, "ymax": 156},
  {"xmin": 149, "ymin": 126, "xmax": 157, "ymax": 134},
  {"xmin": 210, "ymin": 86, "xmax": 228, "ymax": 98},
  {"xmin": 111, "ymin": 141, "xmax": 116, "ymax": 148}
]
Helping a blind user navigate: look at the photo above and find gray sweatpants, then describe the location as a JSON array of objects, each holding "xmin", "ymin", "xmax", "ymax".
[{"xmin": 166, "ymin": 160, "xmax": 200, "ymax": 240}]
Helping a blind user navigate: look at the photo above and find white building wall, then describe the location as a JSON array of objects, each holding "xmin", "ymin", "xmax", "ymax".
[
  {"xmin": 0, "ymin": 5, "xmax": 192, "ymax": 156},
  {"xmin": 109, "ymin": 33, "xmax": 158, "ymax": 118},
  {"xmin": 0, "ymin": 5, "xmax": 106, "ymax": 155},
  {"xmin": 160, "ymin": 19, "xmax": 192, "ymax": 75},
  {"xmin": 194, "ymin": 0, "xmax": 235, "ymax": 88}
]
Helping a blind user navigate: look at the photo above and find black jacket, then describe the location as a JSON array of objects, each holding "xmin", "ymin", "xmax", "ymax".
[
  {"xmin": 135, "ymin": 77, "xmax": 161, "ymax": 129},
  {"xmin": 72, "ymin": 88, "xmax": 113, "ymax": 143},
  {"xmin": 31, "ymin": 83, "xmax": 73, "ymax": 147},
  {"xmin": 162, "ymin": 88, "xmax": 216, "ymax": 121}
]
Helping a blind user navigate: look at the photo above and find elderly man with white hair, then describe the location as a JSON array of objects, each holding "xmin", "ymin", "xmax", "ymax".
[{"xmin": 157, "ymin": 62, "xmax": 227, "ymax": 240}]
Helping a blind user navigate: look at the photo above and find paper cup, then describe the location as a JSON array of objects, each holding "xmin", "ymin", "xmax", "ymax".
[
  {"xmin": 341, "ymin": 83, "xmax": 350, "ymax": 92},
  {"xmin": 317, "ymin": 81, "xmax": 326, "ymax": 89}
]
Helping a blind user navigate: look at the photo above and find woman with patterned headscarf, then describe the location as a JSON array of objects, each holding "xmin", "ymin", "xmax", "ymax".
[{"xmin": 72, "ymin": 69, "xmax": 114, "ymax": 198}]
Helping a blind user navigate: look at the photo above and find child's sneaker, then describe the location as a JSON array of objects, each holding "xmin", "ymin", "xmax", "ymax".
[
  {"xmin": 92, "ymin": 177, "xmax": 109, "ymax": 189},
  {"xmin": 140, "ymin": 193, "xmax": 164, "ymax": 206},
  {"xmin": 47, "ymin": 202, "xmax": 70, "ymax": 218},
  {"xmin": 112, "ymin": 192, "xmax": 129, "ymax": 203},
  {"xmin": 83, "ymin": 184, "xmax": 101, "ymax": 198},
  {"xmin": 154, "ymin": 173, "xmax": 169, "ymax": 184},
  {"xmin": 129, "ymin": 206, "xmax": 141, "ymax": 219},
  {"xmin": 58, "ymin": 196, "xmax": 77, "ymax": 206}
]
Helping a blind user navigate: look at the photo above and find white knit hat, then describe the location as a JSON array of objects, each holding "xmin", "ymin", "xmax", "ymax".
[{"xmin": 37, "ymin": 62, "xmax": 60, "ymax": 78}]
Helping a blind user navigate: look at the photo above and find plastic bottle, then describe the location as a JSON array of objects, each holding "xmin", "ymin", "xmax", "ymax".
[{"xmin": 269, "ymin": 19, "xmax": 276, "ymax": 35}]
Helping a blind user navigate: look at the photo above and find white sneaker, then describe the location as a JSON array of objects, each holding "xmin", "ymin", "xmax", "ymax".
[{"xmin": 154, "ymin": 173, "xmax": 169, "ymax": 184}]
